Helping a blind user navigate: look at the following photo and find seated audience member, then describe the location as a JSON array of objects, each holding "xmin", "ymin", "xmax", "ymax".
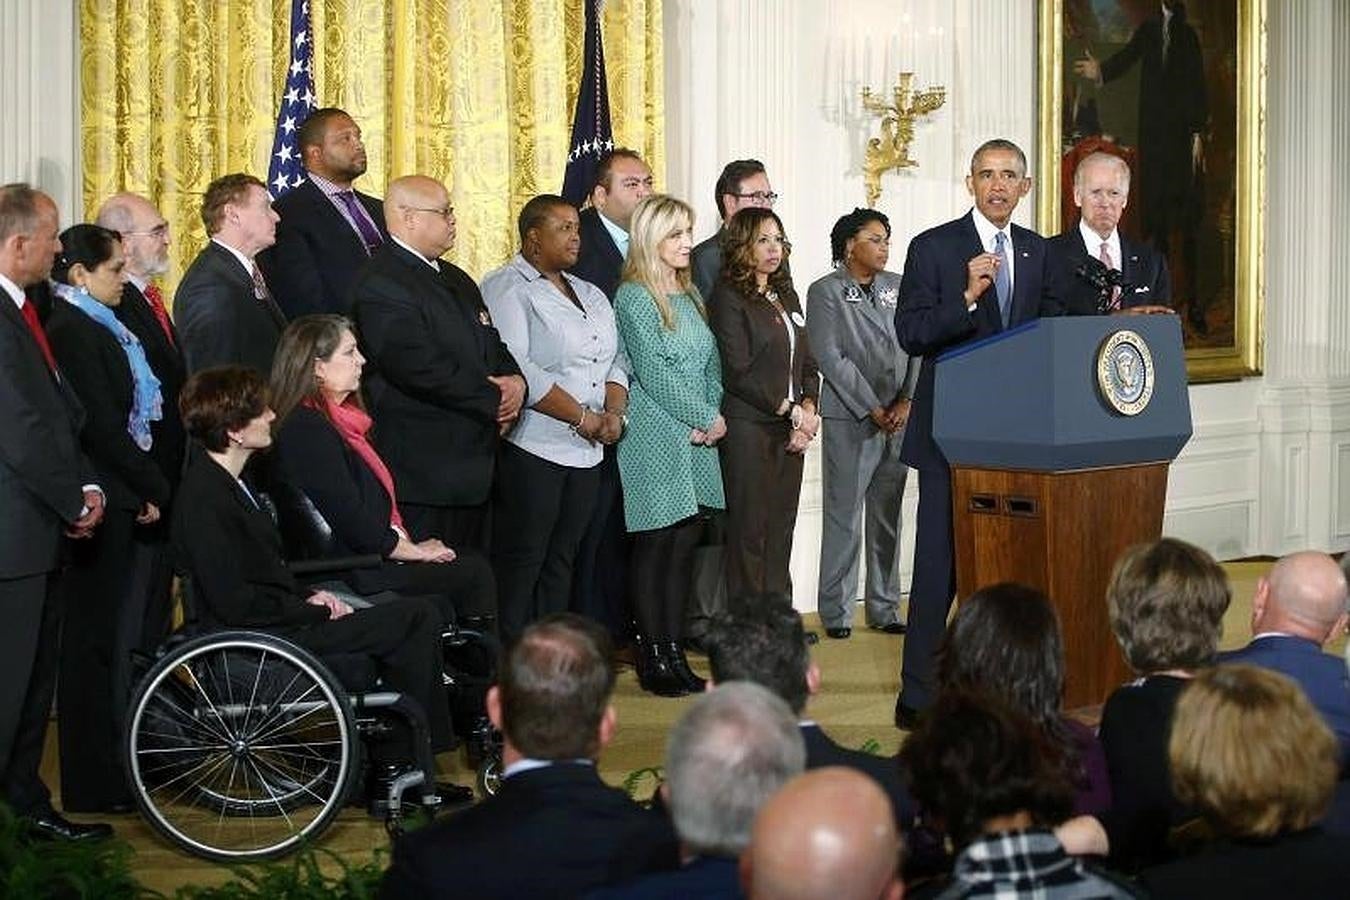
[
  {"xmin": 740, "ymin": 767, "xmax": 903, "ymax": 900},
  {"xmin": 380, "ymin": 614, "xmax": 678, "ymax": 899},
  {"xmin": 936, "ymin": 583, "xmax": 1111, "ymax": 817},
  {"xmin": 706, "ymin": 597, "xmax": 913, "ymax": 828},
  {"xmin": 172, "ymin": 367, "xmax": 453, "ymax": 758},
  {"xmin": 46, "ymin": 224, "xmax": 170, "ymax": 814},
  {"xmin": 592, "ymin": 682, "xmax": 804, "ymax": 899},
  {"xmin": 174, "ymin": 173, "xmax": 286, "ymax": 375},
  {"xmin": 1217, "ymin": 551, "xmax": 1349, "ymax": 761},
  {"xmin": 1140, "ymin": 665, "xmax": 1350, "ymax": 899},
  {"xmin": 901, "ymin": 692, "xmax": 1140, "ymax": 899},
  {"xmin": 268, "ymin": 314, "xmax": 497, "ymax": 633},
  {"xmin": 1099, "ymin": 537, "xmax": 1231, "ymax": 870}
]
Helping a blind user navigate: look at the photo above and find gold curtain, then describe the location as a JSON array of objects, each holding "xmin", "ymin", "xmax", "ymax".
[{"xmin": 80, "ymin": 0, "xmax": 663, "ymax": 289}]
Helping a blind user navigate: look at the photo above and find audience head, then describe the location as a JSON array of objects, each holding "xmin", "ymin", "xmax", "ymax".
[
  {"xmin": 202, "ymin": 173, "xmax": 278, "ymax": 256},
  {"xmin": 706, "ymin": 596, "xmax": 815, "ymax": 716},
  {"xmin": 1072, "ymin": 151, "xmax": 1131, "ymax": 241},
  {"xmin": 900, "ymin": 690, "xmax": 1074, "ymax": 849},
  {"xmin": 0, "ymin": 183, "xmax": 61, "ymax": 287},
  {"xmin": 621, "ymin": 194, "xmax": 700, "ymax": 329},
  {"xmin": 590, "ymin": 148, "xmax": 652, "ymax": 230},
  {"xmin": 830, "ymin": 207, "xmax": 891, "ymax": 272},
  {"xmin": 179, "ymin": 366, "xmax": 274, "ymax": 455},
  {"xmin": 488, "ymin": 613, "xmax": 617, "ymax": 762},
  {"xmin": 937, "ymin": 583, "xmax": 1065, "ymax": 734},
  {"xmin": 1107, "ymin": 538, "xmax": 1231, "ymax": 674},
  {"xmin": 269, "ymin": 314, "xmax": 364, "ymax": 424},
  {"xmin": 386, "ymin": 175, "xmax": 455, "ymax": 260},
  {"xmin": 517, "ymin": 193, "xmax": 581, "ymax": 273},
  {"xmin": 720, "ymin": 207, "xmax": 792, "ymax": 298},
  {"xmin": 51, "ymin": 224, "xmax": 127, "ymax": 307},
  {"xmin": 713, "ymin": 159, "xmax": 773, "ymax": 224},
  {"xmin": 966, "ymin": 138, "xmax": 1031, "ymax": 228},
  {"xmin": 742, "ymin": 767, "xmax": 903, "ymax": 900},
  {"xmin": 665, "ymin": 682, "xmax": 805, "ymax": 857},
  {"xmin": 296, "ymin": 108, "xmax": 368, "ymax": 185},
  {"xmin": 1250, "ymin": 550, "xmax": 1348, "ymax": 646},
  {"xmin": 96, "ymin": 192, "xmax": 171, "ymax": 279},
  {"xmin": 1170, "ymin": 664, "xmax": 1339, "ymax": 839}
]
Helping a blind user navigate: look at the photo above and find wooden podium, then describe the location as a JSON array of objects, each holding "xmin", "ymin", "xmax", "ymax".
[{"xmin": 933, "ymin": 316, "xmax": 1192, "ymax": 708}]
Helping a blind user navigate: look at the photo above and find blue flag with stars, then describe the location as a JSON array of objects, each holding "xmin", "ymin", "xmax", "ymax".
[
  {"xmin": 267, "ymin": 0, "xmax": 318, "ymax": 199},
  {"xmin": 561, "ymin": 0, "xmax": 614, "ymax": 206}
]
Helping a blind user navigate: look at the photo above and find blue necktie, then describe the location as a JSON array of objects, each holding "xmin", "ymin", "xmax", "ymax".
[{"xmin": 994, "ymin": 231, "xmax": 1011, "ymax": 327}]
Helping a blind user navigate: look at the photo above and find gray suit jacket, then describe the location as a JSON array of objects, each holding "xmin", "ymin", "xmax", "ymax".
[
  {"xmin": 805, "ymin": 268, "xmax": 917, "ymax": 421},
  {"xmin": 690, "ymin": 230, "xmax": 724, "ymax": 302}
]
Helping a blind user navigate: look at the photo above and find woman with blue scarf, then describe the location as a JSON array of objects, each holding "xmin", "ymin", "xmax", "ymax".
[{"xmin": 46, "ymin": 223, "xmax": 170, "ymax": 814}]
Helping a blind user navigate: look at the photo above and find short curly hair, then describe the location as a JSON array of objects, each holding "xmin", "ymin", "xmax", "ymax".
[
  {"xmin": 1107, "ymin": 538, "xmax": 1231, "ymax": 673},
  {"xmin": 828, "ymin": 207, "xmax": 890, "ymax": 266},
  {"xmin": 179, "ymin": 366, "xmax": 270, "ymax": 453}
]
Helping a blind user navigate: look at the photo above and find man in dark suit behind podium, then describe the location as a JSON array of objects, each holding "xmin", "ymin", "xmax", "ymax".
[
  {"xmin": 257, "ymin": 108, "xmax": 388, "ymax": 318},
  {"xmin": 352, "ymin": 174, "xmax": 525, "ymax": 552},
  {"xmin": 174, "ymin": 174, "xmax": 288, "ymax": 376},
  {"xmin": 0, "ymin": 184, "xmax": 110, "ymax": 841},
  {"xmin": 379, "ymin": 614, "xmax": 677, "ymax": 899},
  {"xmin": 1044, "ymin": 152, "xmax": 1171, "ymax": 317},
  {"xmin": 893, "ymin": 139, "xmax": 1056, "ymax": 726}
]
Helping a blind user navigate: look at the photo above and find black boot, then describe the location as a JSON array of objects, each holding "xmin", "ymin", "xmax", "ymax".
[
  {"xmin": 665, "ymin": 641, "xmax": 706, "ymax": 693},
  {"xmin": 638, "ymin": 640, "xmax": 689, "ymax": 697}
]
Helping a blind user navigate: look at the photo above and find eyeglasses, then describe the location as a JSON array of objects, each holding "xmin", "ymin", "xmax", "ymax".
[
  {"xmin": 123, "ymin": 224, "xmax": 170, "ymax": 238},
  {"xmin": 405, "ymin": 205, "xmax": 455, "ymax": 220},
  {"xmin": 733, "ymin": 191, "xmax": 779, "ymax": 204},
  {"xmin": 858, "ymin": 234, "xmax": 890, "ymax": 247}
]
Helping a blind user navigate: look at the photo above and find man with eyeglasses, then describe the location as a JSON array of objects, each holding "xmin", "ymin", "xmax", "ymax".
[
  {"xmin": 570, "ymin": 148, "xmax": 653, "ymax": 301},
  {"xmin": 351, "ymin": 175, "xmax": 525, "ymax": 553},
  {"xmin": 691, "ymin": 159, "xmax": 778, "ymax": 300},
  {"xmin": 257, "ymin": 107, "xmax": 389, "ymax": 318}
]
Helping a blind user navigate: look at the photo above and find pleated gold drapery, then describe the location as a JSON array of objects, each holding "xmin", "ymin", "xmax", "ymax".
[{"xmin": 80, "ymin": 0, "xmax": 663, "ymax": 288}]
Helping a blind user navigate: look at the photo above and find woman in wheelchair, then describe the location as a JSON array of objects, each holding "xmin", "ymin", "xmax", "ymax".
[
  {"xmin": 267, "ymin": 315, "xmax": 497, "ymax": 637},
  {"xmin": 172, "ymin": 366, "xmax": 454, "ymax": 760}
]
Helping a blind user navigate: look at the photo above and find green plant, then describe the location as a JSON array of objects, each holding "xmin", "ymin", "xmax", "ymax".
[
  {"xmin": 620, "ymin": 765, "xmax": 664, "ymax": 804},
  {"xmin": 171, "ymin": 847, "xmax": 387, "ymax": 900},
  {"xmin": 0, "ymin": 805, "xmax": 159, "ymax": 900}
]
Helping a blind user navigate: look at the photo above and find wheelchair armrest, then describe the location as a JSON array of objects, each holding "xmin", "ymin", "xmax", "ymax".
[{"xmin": 288, "ymin": 554, "xmax": 383, "ymax": 577}]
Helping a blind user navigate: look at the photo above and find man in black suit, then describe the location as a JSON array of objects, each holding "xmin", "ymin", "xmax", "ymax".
[
  {"xmin": 569, "ymin": 147, "xmax": 652, "ymax": 300},
  {"xmin": 257, "ymin": 108, "xmax": 388, "ymax": 318},
  {"xmin": 352, "ymin": 174, "xmax": 525, "ymax": 551},
  {"xmin": 705, "ymin": 599, "xmax": 914, "ymax": 830},
  {"xmin": 174, "ymin": 173, "xmax": 287, "ymax": 375},
  {"xmin": 1045, "ymin": 152, "xmax": 1171, "ymax": 316},
  {"xmin": 380, "ymin": 614, "xmax": 677, "ymax": 899},
  {"xmin": 0, "ymin": 183, "xmax": 111, "ymax": 841},
  {"xmin": 894, "ymin": 139, "xmax": 1056, "ymax": 725},
  {"xmin": 691, "ymin": 158, "xmax": 776, "ymax": 300}
]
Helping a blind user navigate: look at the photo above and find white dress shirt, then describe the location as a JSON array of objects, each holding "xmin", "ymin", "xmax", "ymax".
[
  {"xmin": 971, "ymin": 207, "xmax": 1016, "ymax": 296},
  {"xmin": 1079, "ymin": 220, "xmax": 1122, "ymax": 273}
]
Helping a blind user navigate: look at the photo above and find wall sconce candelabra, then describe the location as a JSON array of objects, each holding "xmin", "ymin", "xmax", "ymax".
[{"xmin": 861, "ymin": 72, "xmax": 946, "ymax": 207}]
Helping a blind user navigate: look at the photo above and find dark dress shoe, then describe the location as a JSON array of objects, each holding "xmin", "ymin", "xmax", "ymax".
[
  {"xmin": 26, "ymin": 811, "xmax": 113, "ymax": 842},
  {"xmin": 804, "ymin": 630, "xmax": 820, "ymax": 646},
  {"xmin": 894, "ymin": 701, "xmax": 922, "ymax": 731},
  {"xmin": 824, "ymin": 626, "xmax": 852, "ymax": 639},
  {"xmin": 868, "ymin": 621, "xmax": 907, "ymax": 635}
]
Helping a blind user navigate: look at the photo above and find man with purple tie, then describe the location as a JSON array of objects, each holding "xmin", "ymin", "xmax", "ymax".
[{"xmin": 258, "ymin": 107, "xmax": 388, "ymax": 318}]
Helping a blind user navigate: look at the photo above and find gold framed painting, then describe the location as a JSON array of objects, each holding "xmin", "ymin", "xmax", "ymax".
[{"xmin": 1037, "ymin": 0, "xmax": 1265, "ymax": 382}]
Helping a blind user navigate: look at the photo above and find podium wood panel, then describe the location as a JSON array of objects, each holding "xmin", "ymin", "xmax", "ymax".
[{"xmin": 950, "ymin": 463, "xmax": 1168, "ymax": 708}]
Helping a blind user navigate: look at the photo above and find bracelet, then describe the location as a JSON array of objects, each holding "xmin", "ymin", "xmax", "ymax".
[
  {"xmin": 788, "ymin": 404, "xmax": 803, "ymax": 430},
  {"xmin": 570, "ymin": 407, "xmax": 589, "ymax": 435}
]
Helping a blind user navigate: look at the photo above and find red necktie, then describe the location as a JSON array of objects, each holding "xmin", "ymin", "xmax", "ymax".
[
  {"xmin": 19, "ymin": 300, "xmax": 57, "ymax": 372},
  {"xmin": 142, "ymin": 282, "xmax": 176, "ymax": 347}
]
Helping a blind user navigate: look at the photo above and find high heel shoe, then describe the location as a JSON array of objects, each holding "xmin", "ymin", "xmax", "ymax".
[
  {"xmin": 637, "ymin": 641, "xmax": 690, "ymax": 697},
  {"xmin": 664, "ymin": 641, "xmax": 706, "ymax": 693}
]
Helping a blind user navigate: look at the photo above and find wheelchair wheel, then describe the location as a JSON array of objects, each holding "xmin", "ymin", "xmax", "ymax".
[{"xmin": 125, "ymin": 631, "xmax": 360, "ymax": 861}]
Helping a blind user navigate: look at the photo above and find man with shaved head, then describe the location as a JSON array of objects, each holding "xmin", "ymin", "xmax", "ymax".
[
  {"xmin": 741, "ymin": 767, "xmax": 903, "ymax": 900},
  {"xmin": 352, "ymin": 174, "xmax": 525, "ymax": 552},
  {"xmin": 1220, "ymin": 551, "xmax": 1350, "ymax": 761}
]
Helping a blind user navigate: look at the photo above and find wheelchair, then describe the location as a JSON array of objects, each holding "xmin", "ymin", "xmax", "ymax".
[{"xmin": 123, "ymin": 485, "xmax": 502, "ymax": 862}]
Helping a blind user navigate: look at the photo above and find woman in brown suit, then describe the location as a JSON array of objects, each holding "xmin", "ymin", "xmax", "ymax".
[{"xmin": 710, "ymin": 208, "xmax": 820, "ymax": 602}]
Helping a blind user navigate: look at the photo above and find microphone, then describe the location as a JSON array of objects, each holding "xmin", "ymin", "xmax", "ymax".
[{"xmin": 1073, "ymin": 254, "xmax": 1128, "ymax": 314}]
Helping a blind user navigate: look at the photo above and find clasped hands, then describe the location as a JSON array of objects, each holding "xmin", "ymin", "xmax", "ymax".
[
  {"xmin": 868, "ymin": 397, "xmax": 912, "ymax": 434},
  {"xmin": 489, "ymin": 374, "xmax": 528, "ymax": 435},
  {"xmin": 391, "ymin": 534, "xmax": 457, "ymax": 564},
  {"xmin": 783, "ymin": 402, "xmax": 820, "ymax": 455},
  {"xmin": 691, "ymin": 414, "xmax": 727, "ymax": 447},
  {"xmin": 65, "ymin": 488, "xmax": 106, "ymax": 539},
  {"xmin": 576, "ymin": 408, "xmax": 625, "ymax": 446}
]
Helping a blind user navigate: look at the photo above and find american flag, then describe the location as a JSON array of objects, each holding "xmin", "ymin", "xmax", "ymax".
[
  {"xmin": 561, "ymin": 0, "xmax": 614, "ymax": 206},
  {"xmin": 267, "ymin": 0, "xmax": 318, "ymax": 199}
]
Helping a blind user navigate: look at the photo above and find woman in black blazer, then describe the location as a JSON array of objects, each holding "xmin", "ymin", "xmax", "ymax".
[
  {"xmin": 267, "ymin": 315, "xmax": 497, "ymax": 633},
  {"xmin": 709, "ymin": 208, "xmax": 820, "ymax": 601},
  {"xmin": 172, "ymin": 366, "xmax": 453, "ymax": 754},
  {"xmin": 46, "ymin": 224, "xmax": 171, "ymax": 813}
]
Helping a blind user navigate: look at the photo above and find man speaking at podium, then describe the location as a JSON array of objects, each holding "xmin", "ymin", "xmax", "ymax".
[
  {"xmin": 1045, "ymin": 152, "xmax": 1171, "ymax": 317},
  {"xmin": 892, "ymin": 139, "xmax": 1056, "ymax": 728}
]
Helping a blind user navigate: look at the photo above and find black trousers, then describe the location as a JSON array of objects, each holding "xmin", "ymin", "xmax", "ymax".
[
  {"xmin": 363, "ymin": 549, "xmax": 498, "ymax": 626},
  {"xmin": 570, "ymin": 448, "xmax": 631, "ymax": 642},
  {"xmin": 491, "ymin": 443, "xmax": 600, "ymax": 644},
  {"xmin": 629, "ymin": 515, "xmax": 702, "ymax": 642},
  {"xmin": 720, "ymin": 416, "xmax": 804, "ymax": 604},
  {"xmin": 403, "ymin": 502, "xmax": 490, "ymax": 555},
  {"xmin": 0, "ymin": 571, "xmax": 60, "ymax": 816},
  {"xmin": 899, "ymin": 465, "xmax": 956, "ymax": 711}
]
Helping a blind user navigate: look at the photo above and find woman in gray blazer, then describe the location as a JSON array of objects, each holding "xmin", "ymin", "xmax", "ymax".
[{"xmin": 805, "ymin": 209, "xmax": 918, "ymax": 639}]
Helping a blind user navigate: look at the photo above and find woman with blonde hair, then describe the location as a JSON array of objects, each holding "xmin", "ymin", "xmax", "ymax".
[{"xmin": 613, "ymin": 194, "xmax": 726, "ymax": 696}]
